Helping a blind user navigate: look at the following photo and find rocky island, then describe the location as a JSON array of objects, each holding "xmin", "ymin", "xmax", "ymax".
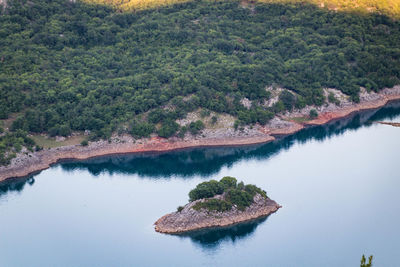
[{"xmin": 155, "ymin": 177, "xmax": 280, "ymax": 234}]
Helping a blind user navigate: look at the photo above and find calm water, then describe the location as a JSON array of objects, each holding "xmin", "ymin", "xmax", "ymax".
[{"xmin": 1, "ymin": 102, "xmax": 400, "ymax": 267}]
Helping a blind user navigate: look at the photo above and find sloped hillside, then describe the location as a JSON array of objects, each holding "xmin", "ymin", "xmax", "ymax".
[
  {"xmin": 83, "ymin": 0, "xmax": 400, "ymax": 17},
  {"xmin": 0, "ymin": 0, "xmax": 400, "ymax": 165}
]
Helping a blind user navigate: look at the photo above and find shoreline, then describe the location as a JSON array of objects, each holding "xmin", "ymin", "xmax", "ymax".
[
  {"xmin": 1, "ymin": 87, "xmax": 400, "ymax": 183},
  {"xmin": 154, "ymin": 194, "xmax": 281, "ymax": 234}
]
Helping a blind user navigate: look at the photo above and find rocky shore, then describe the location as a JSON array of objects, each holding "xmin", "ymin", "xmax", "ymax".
[
  {"xmin": 154, "ymin": 194, "xmax": 281, "ymax": 234},
  {"xmin": 1, "ymin": 86, "xmax": 400, "ymax": 182}
]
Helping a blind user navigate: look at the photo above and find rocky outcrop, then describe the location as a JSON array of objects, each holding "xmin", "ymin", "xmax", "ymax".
[{"xmin": 154, "ymin": 194, "xmax": 281, "ymax": 234}]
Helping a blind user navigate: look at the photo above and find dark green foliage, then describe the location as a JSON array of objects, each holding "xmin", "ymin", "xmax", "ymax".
[
  {"xmin": 188, "ymin": 180, "xmax": 224, "ymax": 201},
  {"xmin": 245, "ymin": 184, "xmax": 267, "ymax": 199},
  {"xmin": 226, "ymin": 188, "xmax": 254, "ymax": 210},
  {"xmin": 328, "ymin": 92, "xmax": 340, "ymax": 106},
  {"xmin": 309, "ymin": 109, "xmax": 318, "ymax": 119},
  {"xmin": 187, "ymin": 176, "xmax": 267, "ymax": 212},
  {"xmin": 177, "ymin": 206, "xmax": 184, "ymax": 212},
  {"xmin": 188, "ymin": 120, "xmax": 205, "ymax": 135},
  {"xmin": 360, "ymin": 255, "xmax": 373, "ymax": 267},
  {"xmin": 1, "ymin": 0, "xmax": 400, "ymax": 164},
  {"xmin": 279, "ymin": 90, "xmax": 296, "ymax": 111},
  {"xmin": 129, "ymin": 121, "xmax": 155, "ymax": 138},
  {"xmin": 220, "ymin": 176, "xmax": 237, "ymax": 189},
  {"xmin": 158, "ymin": 120, "xmax": 179, "ymax": 138},
  {"xmin": 80, "ymin": 140, "xmax": 89, "ymax": 146},
  {"xmin": 193, "ymin": 198, "xmax": 232, "ymax": 212},
  {"xmin": 211, "ymin": 115, "xmax": 218, "ymax": 125},
  {"xmin": 0, "ymin": 131, "xmax": 35, "ymax": 165}
]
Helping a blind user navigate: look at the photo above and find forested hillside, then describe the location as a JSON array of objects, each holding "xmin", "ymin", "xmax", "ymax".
[
  {"xmin": 0, "ymin": 0, "xmax": 400, "ymax": 165},
  {"xmin": 84, "ymin": 0, "xmax": 400, "ymax": 18}
]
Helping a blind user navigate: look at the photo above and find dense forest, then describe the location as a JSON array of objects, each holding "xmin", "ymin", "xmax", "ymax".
[
  {"xmin": 0, "ymin": 0, "xmax": 400, "ymax": 165},
  {"xmin": 85, "ymin": 0, "xmax": 400, "ymax": 18}
]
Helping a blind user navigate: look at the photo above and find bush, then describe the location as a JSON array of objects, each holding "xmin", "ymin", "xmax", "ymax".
[
  {"xmin": 193, "ymin": 199, "xmax": 232, "ymax": 212},
  {"xmin": 226, "ymin": 188, "xmax": 253, "ymax": 210},
  {"xmin": 158, "ymin": 120, "xmax": 179, "ymax": 138},
  {"xmin": 177, "ymin": 206, "xmax": 184, "ymax": 212},
  {"xmin": 59, "ymin": 125, "xmax": 71, "ymax": 137},
  {"xmin": 328, "ymin": 92, "xmax": 340, "ymax": 106},
  {"xmin": 186, "ymin": 177, "xmax": 268, "ymax": 212},
  {"xmin": 188, "ymin": 180, "xmax": 224, "ymax": 201},
  {"xmin": 80, "ymin": 140, "xmax": 89, "ymax": 146},
  {"xmin": 188, "ymin": 120, "xmax": 204, "ymax": 135},
  {"xmin": 245, "ymin": 184, "xmax": 267, "ymax": 198},
  {"xmin": 211, "ymin": 115, "xmax": 218, "ymax": 125},
  {"xmin": 220, "ymin": 176, "xmax": 237, "ymax": 189},
  {"xmin": 130, "ymin": 120, "xmax": 155, "ymax": 138},
  {"xmin": 309, "ymin": 109, "xmax": 318, "ymax": 119}
]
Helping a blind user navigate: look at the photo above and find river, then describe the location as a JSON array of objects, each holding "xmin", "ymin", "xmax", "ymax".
[{"xmin": 1, "ymin": 101, "xmax": 400, "ymax": 267}]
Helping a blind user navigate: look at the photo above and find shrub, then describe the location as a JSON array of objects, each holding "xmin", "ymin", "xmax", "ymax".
[
  {"xmin": 188, "ymin": 120, "xmax": 204, "ymax": 135},
  {"xmin": 220, "ymin": 176, "xmax": 237, "ymax": 189},
  {"xmin": 177, "ymin": 206, "xmax": 184, "ymax": 212},
  {"xmin": 193, "ymin": 199, "xmax": 232, "ymax": 212},
  {"xmin": 81, "ymin": 140, "xmax": 89, "ymax": 146},
  {"xmin": 211, "ymin": 116, "xmax": 218, "ymax": 125},
  {"xmin": 328, "ymin": 92, "xmax": 340, "ymax": 105},
  {"xmin": 188, "ymin": 180, "xmax": 224, "ymax": 201},
  {"xmin": 130, "ymin": 120, "xmax": 155, "ymax": 138},
  {"xmin": 158, "ymin": 119, "xmax": 179, "ymax": 138},
  {"xmin": 226, "ymin": 188, "xmax": 253, "ymax": 210},
  {"xmin": 309, "ymin": 109, "xmax": 318, "ymax": 119},
  {"xmin": 245, "ymin": 184, "xmax": 267, "ymax": 198}
]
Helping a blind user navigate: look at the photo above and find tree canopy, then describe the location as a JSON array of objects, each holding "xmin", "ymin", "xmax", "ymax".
[{"xmin": 1, "ymin": 0, "xmax": 399, "ymax": 165}]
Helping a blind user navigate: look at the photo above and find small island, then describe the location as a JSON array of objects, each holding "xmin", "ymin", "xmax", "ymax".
[{"xmin": 154, "ymin": 177, "xmax": 281, "ymax": 234}]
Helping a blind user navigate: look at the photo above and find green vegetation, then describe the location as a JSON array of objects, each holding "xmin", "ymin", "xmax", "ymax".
[
  {"xmin": 1, "ymin": 0, "xmax": 400, "ymax": 165},
  {"xmin": 0, "ymin": 130, "xmax": 36, "ymax": 165},
  {"xmin": 189, "ymin": 177, "xmax": 267, "ymax": 212},
  {"xmin": 328, "ymin": 92, "xmax": 340, "ymax": 105},
  {"xmin": 309, "ymin": 109, "xmax": 319, "ymax": 119},
  {"xmin": 360, "ymin": 255, "xmax": 373, "ymax": 267},
  {"xmin": 193, "ymin": 198, "xmax": 233, "ymax": 212},
  {"xmin": 31, "ymin": 135, "xmax": 85, "ymax": 149},
  {"xmin": 80, "ymin": 139, "xmax": 89, "ymax": 146},
  {"xmin": 84, "ymin": 0, "xmax": 400, "ymax": 18}
]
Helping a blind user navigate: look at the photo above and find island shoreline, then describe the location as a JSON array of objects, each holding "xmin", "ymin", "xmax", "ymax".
[
  {"xmin": 155, "ymin": 203, "xmax": 281, "ymax": 234},
  {"xmin": 1, "ymin": 90, "xmax": 400, "ymax": 183}
]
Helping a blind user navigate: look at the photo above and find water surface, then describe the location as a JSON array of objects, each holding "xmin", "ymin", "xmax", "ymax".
[{"xmin": 1, "ymin": 102, "xmax": 400, "ymax": 266}]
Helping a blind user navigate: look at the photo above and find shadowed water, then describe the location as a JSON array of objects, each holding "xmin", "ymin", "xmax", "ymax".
[{"xmin": 0, "ymin": 101, "xmax": 400, "ymax": 266}]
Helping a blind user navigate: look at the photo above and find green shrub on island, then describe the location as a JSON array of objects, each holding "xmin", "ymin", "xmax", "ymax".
[
  {"xmin": 189, "ymin": 180, "xmax": 224, "ymax": 201},
  {"xmin": 193, "ymin": 199, "xmax": 232, "ymax": 212},
  {"xmin": 188, "ymin": 177, "xmax": 267, "ymax": 212}
]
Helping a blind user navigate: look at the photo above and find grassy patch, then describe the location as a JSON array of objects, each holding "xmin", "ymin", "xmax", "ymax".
[
  {"xmin": 289, "ymin": 117, "xmax": 311, "ymax": 123},
  {"xmin": 31, "ymin": 135, "xmax": 86, "ymax": 149}
]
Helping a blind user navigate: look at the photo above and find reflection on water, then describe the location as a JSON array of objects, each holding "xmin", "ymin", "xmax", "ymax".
[
  {"xmin": 59, "ymin": 100, "xmax": 400, "ymax": 178},
  {"xmin": 0, "ymin": 177, "xmax": 35, "ymax": 198},
  {"xmin": 0, "ymin": 101, "xmax": 400, "ymax": 266},
  {"xmin": 178, "ymin": 216, "xmax": 268, "ymax": 249},
  {"xmin": 1, "ymin": 100, "xmax": 400, "ymax": 199},
  {"xmin": 0, "ymin": 101, "xmax": 400, "ymax": 199}
]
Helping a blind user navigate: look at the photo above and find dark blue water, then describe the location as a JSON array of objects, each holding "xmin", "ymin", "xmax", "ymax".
[{"xmin": 1, "ymin": 102, "xmax": 400, "ymax": 267}]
